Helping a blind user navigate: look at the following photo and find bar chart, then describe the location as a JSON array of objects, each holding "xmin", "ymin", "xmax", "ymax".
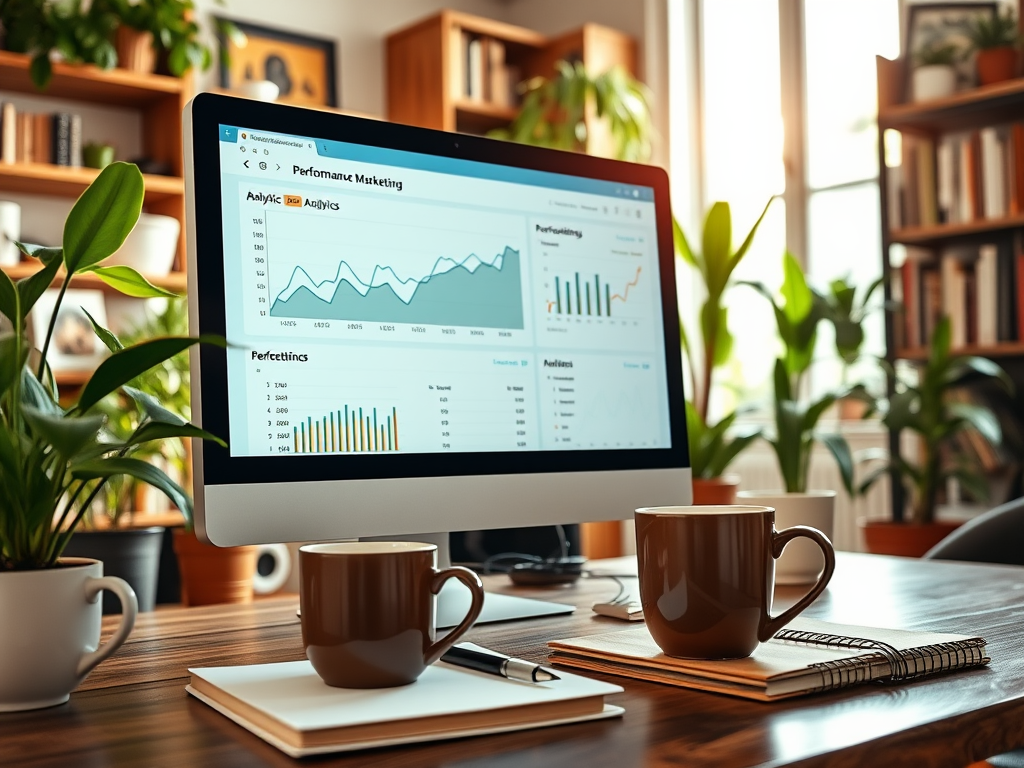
[
  {"xmin": 292, "ymin": 405, "xmax": 400, "ymax": 454},
  {"xmin": 547, "ymin": 267, "xmax": 641, "ymax": 317}
]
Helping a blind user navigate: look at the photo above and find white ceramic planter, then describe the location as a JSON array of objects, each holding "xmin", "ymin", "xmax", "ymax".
[
  {"xmin": 736, "ymin": 491, "xmax": 835, "ymax": 585},
  {"xmin": 0, "ymin": 558, "xmax": 137, "ymax": 711},
  {"xmin": 912, "ymin": 65, "xmax": 956, "ymax": 102},
  {"xmin": 106, "ymin": 213, "xmax": 180, "ymax": 276}
]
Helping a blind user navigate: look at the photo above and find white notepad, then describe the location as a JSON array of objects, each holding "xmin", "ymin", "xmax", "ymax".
[{"xmin": 187, "ymin": 659, "xmax": 624, "ymax": 757}]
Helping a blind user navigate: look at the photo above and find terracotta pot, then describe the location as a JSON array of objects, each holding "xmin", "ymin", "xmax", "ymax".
[
  {"xmin": 691, "ymin": 475, "xmax": 739, "ymax": 505},
  {"xmin": 172, "ymin": 529, "xmax": 258, "ymax": 606},
  {"xmin": 115, "ymin": 27, "xmax": 157, "ymax": 74},
  {"xmin": 976, "ymin": 47, "xmax": 1018, "ymax": 86},
  {"xmin": 859, "ymin": 519, "xmax": 962, "ymax": 558}
]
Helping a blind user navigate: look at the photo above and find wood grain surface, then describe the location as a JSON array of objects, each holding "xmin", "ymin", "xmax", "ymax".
[{"xmin": 5, "ymin": 553, "xmax": 1024, "ymax": 768}]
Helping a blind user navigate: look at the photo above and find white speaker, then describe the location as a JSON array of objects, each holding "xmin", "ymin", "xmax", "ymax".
[{"xmin": 252, "ymin": 543, "xmax": 291, "ymax": 595}]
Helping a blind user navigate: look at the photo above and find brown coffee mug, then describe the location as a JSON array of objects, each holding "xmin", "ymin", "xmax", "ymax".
[
  {"xmin": 299, "ymin": 542, "xmax": 484, "ymax": 688},
  {"xmin": 635, "ymin": 505, "xmax": 835, "ymax": 659}
]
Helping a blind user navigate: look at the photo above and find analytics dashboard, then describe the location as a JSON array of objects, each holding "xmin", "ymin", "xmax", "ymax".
[{"xmin": 217, "ymin": 125, "xmax": 671, "ymax": 458}]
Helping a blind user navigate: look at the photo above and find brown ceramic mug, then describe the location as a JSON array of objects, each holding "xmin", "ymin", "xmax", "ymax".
[
  {"xmin": 299, "ymin": 542, "xmax": 484, "ymax": 688},
  {"xmin": 635, "ymin": 505, "xmax": 835, "ymax": 659}
]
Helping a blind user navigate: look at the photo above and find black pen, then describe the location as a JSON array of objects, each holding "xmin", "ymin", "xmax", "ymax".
[{"xmin": 441, "ymin": 643, "xmax": 560, "ymax": 683}]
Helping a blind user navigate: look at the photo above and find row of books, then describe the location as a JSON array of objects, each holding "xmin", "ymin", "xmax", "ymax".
[
  {"xmin": 451, "ymin": 33, "xmax": 521, "ymax": 108},
  {"xmin": 896, "ymin": 235, "xmax": 1024, "ymax": 350},
  {"xmin": 887, "ymin": 125, "xmax": 1024, "ymax": 230},
  {"xmin": 0, "ymin": 103, "xmax": 84, "ymax": 167},
  {"xmin": 945, "ymin": 387, "xmax": 1022, "ymax": 477}
]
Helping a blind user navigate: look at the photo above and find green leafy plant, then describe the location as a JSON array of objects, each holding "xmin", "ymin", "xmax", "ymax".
[
  {"xmin": 0, "ymin": 0, "xmax": 119, "ymax": 89},
  {"xmin": 962, "ymin": 9, "xmax": 1020, "ymax": 50},
  {"xmin": 913, "ymin": 40, "xmax": 961, "ymax": 67},
  {"xmin": 95, "ymin": 298, "xmax": 191, "ymax": 526},
  {"xmin": 98, "ymin": 0, "xmax": 243, "ymax": 76},
  {"xmin": 819, "ymin": 274, "xmax": 885, "ymax": 384},
  {"xmin": 675, "ymin": 201, "xmax": 772, "ymax": 479},
  {"xmin": 860, "ymin": 317, "xmax": 1012, "ymax": 524},
  {"xmin": 743, "ymin": 252, "xmax": 854, "ymax": 494},
  {"xmin": 0, "ymin": 162, "xmax": 225, "ymax": 571},
  {"xmin": 490, "ymin": 60, "xmax": 653, "ymax": 162}
]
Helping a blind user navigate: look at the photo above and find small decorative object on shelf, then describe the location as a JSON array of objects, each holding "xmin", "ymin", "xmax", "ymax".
[
  {"xmin": 0, "ymin": 162, "xmax": 225, "ymax": 711},
  {"xmin": 902, "ymin": 2, "xmax": 999, "ymax": 96},
  {"xmin": 83, "ymin": 142, "xmax": 115, "ymax": 170},
  {"xmin": 858, "ymin": 317, "xmax": 1014, "ymax": 556},
  {"xmin": 962, "ymin": 7, "xmax": 1021, "ymax": 86},
  {"xmin": 911, "ymin": 40, "xmax": 959, "ymax": 102},
  {"xmin": 675, "ymin": 200, "xmax": 771, "ymax": 504}
]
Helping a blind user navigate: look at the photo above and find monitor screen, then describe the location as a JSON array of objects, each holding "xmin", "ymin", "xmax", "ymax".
[
  {"xmin": 185, "ymin": 94, "xmax": 688, "ymax": 547},
  {"xmin": 216, "ymin": 126, "xmax": 670, "ymax": 459}
]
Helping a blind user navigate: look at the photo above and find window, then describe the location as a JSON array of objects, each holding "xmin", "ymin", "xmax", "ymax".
[{"xmin": 671, "ymin": 0, "xmax": 899, "ymax": 409}]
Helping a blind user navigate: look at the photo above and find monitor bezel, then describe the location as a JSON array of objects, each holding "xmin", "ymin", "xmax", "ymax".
[{"xmin": 185, "ymin": 92, "xmax": 688, "ymax": 489}]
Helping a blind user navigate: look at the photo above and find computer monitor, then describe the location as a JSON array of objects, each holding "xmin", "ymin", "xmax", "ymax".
[{"xmin": 183, "ymin": 93, "xmax": 690, "ymax": 624}]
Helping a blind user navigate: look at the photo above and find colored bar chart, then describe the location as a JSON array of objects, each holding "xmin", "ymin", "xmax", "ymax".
[
  {"xmin": 548, "ymin": 267, "xmax": 641, "ymax": 317},
  {"xmin": 293, "ymin": 405, "xmax": 400, "ymax": 454}
]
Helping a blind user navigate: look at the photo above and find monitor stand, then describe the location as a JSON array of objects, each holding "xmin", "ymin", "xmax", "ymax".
[{"xmin": 362, "ymin": 532, "xmax": 575, "ymax": 629}]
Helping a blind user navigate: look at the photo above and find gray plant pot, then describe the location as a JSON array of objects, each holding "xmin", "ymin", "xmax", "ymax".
[{"xmin": 63, "ymin": 527, "xmax": 164, "ymax": 614}]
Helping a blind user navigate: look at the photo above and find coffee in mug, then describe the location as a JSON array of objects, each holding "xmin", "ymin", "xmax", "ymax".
[
  {"xmin": 299, "ymin": 542, "xmax": 484, "ymax": 688},
  {"xmin": 634, "ymin": 505, "xmax": 834, "ymax": 659}
]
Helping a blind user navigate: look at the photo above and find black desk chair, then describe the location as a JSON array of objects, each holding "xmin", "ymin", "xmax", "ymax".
[
  {"xmin": 924, "ymin": 496, "xmax": 1024, "ymax": 768},
  {"xmin": 923, "ymin": 496, "xmax": 1024, "ymax": 565}
]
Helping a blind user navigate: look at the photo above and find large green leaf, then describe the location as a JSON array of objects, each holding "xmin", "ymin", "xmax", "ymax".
[
  {"xmin": 818, "ymin": 432, "xmax": 854, "ymax": 495},
  {"xmin": 128, "ymin": 421, "xmax": 226, "ymax": 449},
  {"xmin": 84, "ymin": 265, "xmax": 178, "ymax": 298},
  {"xmin": 728, "ymin": 197, "xmax": 773, "ymax": 274},
  {"xmin": 707, "ymin": 429, "xmax": 760, "ymax": 478},
  {"xmin": 802, "ymin": 393, "xmax": 837, "ymax": 433},
  {"xmin": 20, "ymin": 367, "xmax": 62, "ymax": 416},
  {"xmin": 22, "ymin": 406, "xmax": 104, "ymax": 458},
  {"xmin": 82, "ymin": 308, "xmax": 123, "ymax": 353},
  {"xmin": 948, "ymin": 402, "xmax": 1002, "ymax": 446},
  {"xmin": 0, "ymin": 333, "xmax": 25, "ymax": 401},
  {"xmin": 71, "ymin": 457, "xmax": 193, "ymax": 525},
  {"xmin": 62, "ymin": 162, "xmax": 144, "ymax": 274},
  {"xmin": 123, "ymin": 385, "xmax": 185, "ymax": 425},
  {"xmin": 0, "ymin": 268, "xmax": 19, "ymax": 326},
  {"xmin": 773, "ymin": 358, "xmax": 792, "ymax": 402},
  {"xmin": 16, "ymin": 242, "xmax": 62, "ymax": 263},
  {"xmin": 928, "ymin": 316, "xmax": 952, "ymax": 371},
  {"xmin": 672, "ymin": 216, "xmax": 696, "ymax": 268},
  {"xmin": 702, "ymin": 202, "xmax": 732, "ymax": 296},
  {"xmin": 780, "ymin": 251, "xmax": 813, "ymax": 324},
  {"xmin": 943, "ymin": 355, "xmax": 1014, "ymax": 392},
  {"xmin": 16, "ymin": 255, "xmax": 62, "ymax": 320},
  {"xmin": 76, "ymin": 335, "xmax": 224, "ymax": 413}
]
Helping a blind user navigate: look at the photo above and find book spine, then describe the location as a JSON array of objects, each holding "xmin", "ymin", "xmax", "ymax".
[
  {"xmin": 52, "ymin": 113, "xmax": 72, "ymax": 166},
  {"xmin": 69, "ymin": 114, "xmax": 83, "ymax": 168},
  {"xmin": 977, "ymin": 244, "xmax": 999, "ymax": 345},
  {"xmin": 15, "ymin": 112, "xmax": 33, "ymax": 163},
  {"xmin": 0, "ymin": 103, "xmax": 15, "ymax": 164}
]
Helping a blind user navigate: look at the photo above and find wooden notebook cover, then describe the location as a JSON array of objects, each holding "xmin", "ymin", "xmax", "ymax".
[{"xmin": 188, "ymin": 660, "xmax": 623, "ymax": 757}]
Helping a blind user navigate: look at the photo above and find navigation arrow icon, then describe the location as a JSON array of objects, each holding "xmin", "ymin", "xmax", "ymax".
[
  {"xmin": 243, "ymin": 160, "xmax": 249, "ymax": 168},
  {"xmin": 276, "ymin": 164, "xmax": 280, "ymax": 170}
]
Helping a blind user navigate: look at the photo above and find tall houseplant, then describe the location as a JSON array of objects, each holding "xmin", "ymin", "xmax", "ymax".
[
  {"xmin": 676, "ymin": 200, "xmax": 772, "ymax": 503},
  {"xmin": 859, "ymin": 317, "xmax": 1012, "ymax": 556},
  {"xmin": 738, "ymin": 253, "xmax": 854, "ymax": 584},
  {"xmin": 0, "ymin": 162, "xmax": 224, "ymax": 710},
  {"xmin": 490, "ymin": 60, "xmax": 653, "ymax": 162}
]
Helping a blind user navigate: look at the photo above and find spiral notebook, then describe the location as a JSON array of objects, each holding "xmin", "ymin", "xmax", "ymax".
[{"xmin": 547, "ymin": 617, "xmax": 989, "ymax": 702}]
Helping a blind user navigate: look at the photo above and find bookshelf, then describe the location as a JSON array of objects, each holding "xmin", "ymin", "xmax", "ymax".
[
  {"xmin": 0, "ymin": 50, "xmax": 191, "ymax": 289},
  {"xmin": 876, "ymin": 56, "xmax": 1024, "ymax": 520},
  {"xmin": 385, "ymin": 10, "xmax": 636, "ymax": 155}
]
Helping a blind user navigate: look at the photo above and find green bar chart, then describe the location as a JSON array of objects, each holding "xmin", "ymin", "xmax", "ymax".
[
  {"xmin": 293, "ymin": 405, "xmax": 400, "ymax": 454},
  {"xmin": 548, "ymin": 267, "xmax": 641, "ymax": 317}
]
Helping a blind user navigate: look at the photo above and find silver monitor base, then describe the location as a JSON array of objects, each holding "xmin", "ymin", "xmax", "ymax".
[{"xmin": 363, "ymin": 532, "xmax": 576, "ymax": 627}]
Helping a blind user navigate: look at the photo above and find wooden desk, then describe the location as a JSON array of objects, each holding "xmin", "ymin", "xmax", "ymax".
[{"xmin": 5, "ymin": 553, "xmax": 1024, "ymax": 767}]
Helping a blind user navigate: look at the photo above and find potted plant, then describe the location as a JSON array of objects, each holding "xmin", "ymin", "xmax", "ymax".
[
  {"xmin": 0, "ymin": 0, "xmax": 118, "ymax": 89},
  {"xmin": 963, "ymin": 8, "xmax": 1020, "ymax": 86},
  {"xmin": 98, "ymin": 0, "xmax": 241, "ymax": 76},
  {"xmin": 859, "ymin": 317, "xmax": 1012, "ymax": 557},
  {"xmin": 489, "ymin": 60, "xmax": 653, "ymax": 162},
  {"xmin": 676, "ymin": 200, "xmax": 771, "ymax": 503},
  {"xmin": 738, "ymin": 253, "xmax": 856, "ymax": 584},
  {"xmin": 911, "ymin": 40, "xmax": 960, "ymax": 102},
  {"xmin": 820, "ymin": 274, "xmax": 886, "ymax": 419},
  {"xmin": 0, "ymin": 162, "xmax": 225, "ymax": 711}
]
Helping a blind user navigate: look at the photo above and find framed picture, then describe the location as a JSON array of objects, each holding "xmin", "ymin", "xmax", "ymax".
[
  {"xmin": 217, "ymin": 19, "xmax": 338, "ymax": 108},
  {"xmin": 903, "ymin": 2, "xmax": 998, "ymax": 94},
  {"xmin": 30, "ymin": 289, "xmax": 108, "ymax": 373}
]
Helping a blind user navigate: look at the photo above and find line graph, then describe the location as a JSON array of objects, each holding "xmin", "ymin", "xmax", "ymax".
[{"xmin": 271, "ymin": 246, "xmax": 524, "ymax": 328}]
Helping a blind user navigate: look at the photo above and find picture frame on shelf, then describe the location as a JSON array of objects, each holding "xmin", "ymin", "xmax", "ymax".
[
  {"xmin": 30, "ymin": 288, "xmax": 109, "ymax": 373},
  {"xmin": 903, "ymin": 2, "xmax": 998, "ymax": 97},
  {"xmin": 216, "ymin": 18, "xmax": 339, "ymax": 108}
]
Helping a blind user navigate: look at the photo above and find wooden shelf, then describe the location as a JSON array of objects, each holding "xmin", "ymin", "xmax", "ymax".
[
  {"xmin": 0, "ymin": 51, "xmax": 185, "ymax": 107},
  {"xmin": 3, "ymin": 260, "xmax": 187, "ymax": 294},
  {"xmin": 0, "ymin": 162, "xmax": 183, "ymax": 202},
  {"xmin": 54, "ymin": 370, "xmax": 92, "ymax": 387},
  {"xmin": 889, "ymin": 213, "xmax": 1024, "ymax": 245},
  {"xmin": 443, "ymin": 11, "xmax": 547, "ymax": 49},
  {"xmin": 454, "ymin": 100, "xmax": 520, "ymax": 134},
  {"xmin": 879, "ymin": 74, "xmax": 1024, "ymax": 134},
  {"xmin": 895, "ymin": 343, "xmax": 1024, "ymax": 361}
]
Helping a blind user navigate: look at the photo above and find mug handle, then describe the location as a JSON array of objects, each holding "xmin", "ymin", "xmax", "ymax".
[
  {"xmin": 758, "ymin": 525, "xmax": 836, "ymax": 642},
  {"xmin": 423, "ymin": 566, "xmax": 485, "ymax": 665},
  {"xmin": 76, "ymin": 576, "xmax": 139, "ymax": 682}
]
